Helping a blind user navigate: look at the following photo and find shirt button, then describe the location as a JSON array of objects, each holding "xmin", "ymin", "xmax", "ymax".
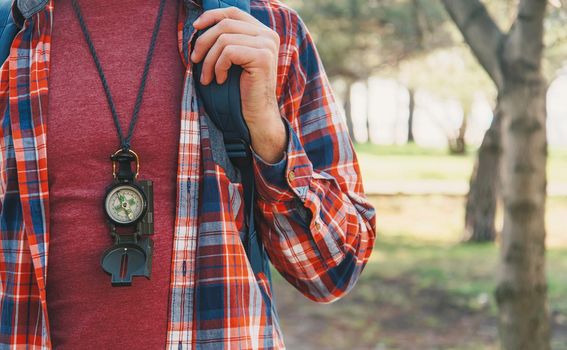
[
  {"xmin": 287, "ymin": 170, "xmax": 296, "ymax": 182},
  {"xmin": 314, "ymin": 221, "xmax": 322, "ymax": 231}
]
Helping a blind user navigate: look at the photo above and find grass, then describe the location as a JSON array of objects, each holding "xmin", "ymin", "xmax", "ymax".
[
  {"xmin": 355, "ymin": 144, "xmax": 567, "ymax": 183},
  {"xmin": 273, "ymin": 194, "xmax": 567, "ymax": 350},
  {"xmin": 368, "ymin": 235, "xmax": 567, "ymax": 317},
  {"xmin": 354, "ymin": 143, "xmax": 469, "ymax": 157},
  {"xmin": 275, "ymin": 234, "xmax": 567, "ymax": 350},
  {"xmin": 355, "ymin": 143, "xmax": 567, "ymax": 158},
  {"xmin": 356, "ymin": 147, "xmax": 473, "ymax": 182}
]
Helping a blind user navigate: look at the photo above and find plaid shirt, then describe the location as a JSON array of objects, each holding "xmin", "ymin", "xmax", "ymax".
[{"xmin": 0, "ymin": 0, "xmax": 376, "ymax": 348}]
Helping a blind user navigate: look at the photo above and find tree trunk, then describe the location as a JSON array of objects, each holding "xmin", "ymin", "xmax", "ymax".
[
  {"xmin": 365, "ymin": 79, "xmax": 372, "ymax": 144},
  {"xmin": 463, "ymin": 108, "xmax": 501, "ymax": 242},
  {"xmin": 343, "ymin": 80, "xmax": 355, "ymax": 141},
  {"xmin": 495, "ymin": 72, "xmax": 550, "ymax": 350},
  {"xmin": 407, "ymin": 88, "xmax": 415, "ymax": 143},
  {"xmin": 411, "ymin": 0, "xmax": 425, "ymax": 49},
  {"xmin": 441, "ymin": 1, "xmax": 550, "ymax": 348},
  {"xmin": 450, "ymin": 102, "xmax": 468, "ymax": 155}
]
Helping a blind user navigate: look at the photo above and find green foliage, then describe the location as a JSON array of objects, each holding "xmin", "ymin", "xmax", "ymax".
[
  {"xmin": 396, "ymin": 45, "xmax": 495, "ymax": 102},
  {"xmin": 543, "ymin": 4, "xmax": 567, "ymax": 77},
  {"xmin": 451, "ymin": 0, "xmax": 567, "ymax": 79},
  {"xmin": 285, "ymin": 0, "xmax": 451, "ymax": 80},
  {"xmin": 284, "ymin": 0, "xmax": 567, "ymax": 107}
]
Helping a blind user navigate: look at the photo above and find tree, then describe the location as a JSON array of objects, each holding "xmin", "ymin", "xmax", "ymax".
[
  {"xmin": 446, "ymin": 0, "xmax": 567, "ymax": 243},
  {"xmin": 407, "ymin": 88, "xmax": 416, "ymax": 143},
  {"xmin": 288, "ymin": 0, "xmax": 451, "ymax": 141},
  {"xmin": 442, "ymin": 1, "xmax": 550, "ymax": 349},
  {"xmin": 396, "ymin": 46, "xmax": 494, "ymax": 151},
  {"xmin": 463, "ymin": 107, "xmax": 500, "ymax": 242}
]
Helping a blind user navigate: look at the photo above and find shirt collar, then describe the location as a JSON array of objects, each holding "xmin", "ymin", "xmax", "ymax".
[
  {"xmin": 15, "ymin": 0, "xmax": 199, "ymax": 22},
  {"xmin": 16, "ymin": 0, "xmax": 49, "ymax": 19}
]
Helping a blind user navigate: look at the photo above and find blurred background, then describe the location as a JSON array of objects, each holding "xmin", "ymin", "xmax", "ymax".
[{"xmin": 269, "ymin": 1, "xmax": 567, "ymax": 349}]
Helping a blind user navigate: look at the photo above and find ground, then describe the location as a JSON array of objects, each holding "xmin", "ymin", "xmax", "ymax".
[{"xmin": 271, "ymin": 145, "xmax": 567, "ymax": 350}]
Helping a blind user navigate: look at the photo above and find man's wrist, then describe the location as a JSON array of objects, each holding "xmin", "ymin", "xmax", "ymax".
[{"xmin": 248, "ymin": 108, "xmax": 287, "ymax": 163}]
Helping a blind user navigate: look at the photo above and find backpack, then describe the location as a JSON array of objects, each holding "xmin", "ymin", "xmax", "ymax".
[
  {"xmin": 0, "ymin": 1, "xmax": 17, "ymax": 62},
  {"xmin": 0, "ymin": 0, "xmax": 273, "ymax": 289}
]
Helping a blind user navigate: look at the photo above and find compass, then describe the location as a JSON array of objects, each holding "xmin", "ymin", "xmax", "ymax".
[{"xmin": 104, "ymin": 183, "xmax": 147, "ymax": 226}]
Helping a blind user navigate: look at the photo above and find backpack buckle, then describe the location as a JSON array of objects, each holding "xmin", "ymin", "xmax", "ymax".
[{"xmin": 224, "ymin": 138, "xmax": 251, "ymax": 167}]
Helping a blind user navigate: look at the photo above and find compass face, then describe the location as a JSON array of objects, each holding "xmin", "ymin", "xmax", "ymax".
[{"xmin": 104, "ymin": 184, "xmax": 146, "ymax": 225}]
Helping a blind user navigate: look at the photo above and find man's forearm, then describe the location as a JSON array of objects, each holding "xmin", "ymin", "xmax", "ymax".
[
  {"xmin": 248, "ymin": 106, "xmax": 287, "ymax": 164},
  {"xmin": 252, "ymin": 121, "xmax": 376, "ymax": 303}
]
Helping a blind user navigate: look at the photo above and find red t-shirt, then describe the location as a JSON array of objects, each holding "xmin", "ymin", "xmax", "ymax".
[{"xmin": 46, "ymin": 0, "xmax": 184, "ymax": 348}]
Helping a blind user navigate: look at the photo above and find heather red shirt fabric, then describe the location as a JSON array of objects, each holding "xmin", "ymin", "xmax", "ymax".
[{"xmin": 45, "ymin": 0, "xmax": 183, "ymax": 348}]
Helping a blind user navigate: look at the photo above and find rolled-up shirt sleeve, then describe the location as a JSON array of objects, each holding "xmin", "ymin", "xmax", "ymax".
[{"xmin": 252, "ymin": 11, "xmax": 377, "ymax": 304}]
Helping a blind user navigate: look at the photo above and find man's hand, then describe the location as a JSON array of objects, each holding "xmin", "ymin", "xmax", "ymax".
[{"xmin": 191, "ymin": 7, "xmax": 287, "ymax": 164}]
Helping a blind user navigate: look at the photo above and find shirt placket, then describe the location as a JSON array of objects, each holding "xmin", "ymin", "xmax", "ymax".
[
  {"xmin": 166, "ymin": 2, "xmax": 202, "ymax": 349},
  {"xmin": 7, "ymin": 1, "xmax": 54, "ymax": 348}
]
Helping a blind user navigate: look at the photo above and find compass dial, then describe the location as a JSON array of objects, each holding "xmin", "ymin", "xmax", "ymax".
[{"xmin": 104, "ymin": 184, "xmax": 146, "ymax": 225}]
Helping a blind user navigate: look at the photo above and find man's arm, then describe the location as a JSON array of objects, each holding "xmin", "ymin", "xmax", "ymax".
[
  {"xmin": 192, "ymin": 5, "xmax": 377, "ymax": 303},
  {"xmin": 251, "ymin": 10, "xmax": 376, "ymax": 303}
]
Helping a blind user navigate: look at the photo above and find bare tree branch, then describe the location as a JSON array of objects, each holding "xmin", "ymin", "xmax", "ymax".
[{"xmin": 441, "ymin": 0, "xmax": 505, "ymax": 89}]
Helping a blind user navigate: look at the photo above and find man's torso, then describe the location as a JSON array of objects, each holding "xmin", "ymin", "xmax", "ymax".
[{"xmin": 46, "ymin": 0, "xmax": 183, "ymax": 347}]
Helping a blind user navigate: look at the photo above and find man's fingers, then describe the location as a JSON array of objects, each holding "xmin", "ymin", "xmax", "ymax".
[
  {"xmin": 191, "ymin": 7, "xmax": 280, "ymax": 87},
  {"xmin": 191, "ymin": 19, "xmax": 260, "ymax": 63},
  {"xmin": 214, "ymin": 46, "xmax": 274, "ymax": 85},
  {"xmin": 200, "ymin": 34, "xmax": 275, "ymax": 85},
  {"xmin": 193, "ymin": 7, "xmax": 262, "ymax": 29}
]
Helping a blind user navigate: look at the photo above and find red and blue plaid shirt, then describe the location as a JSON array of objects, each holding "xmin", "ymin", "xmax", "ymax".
[{"xmin": 0, "ymin": 0, "xmax": 376, "ymax": 348}]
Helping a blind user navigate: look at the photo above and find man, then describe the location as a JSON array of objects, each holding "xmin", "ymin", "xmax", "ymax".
[{"xmin": 0, "ymin": 0, "xmax": 376, "ymax": 348}]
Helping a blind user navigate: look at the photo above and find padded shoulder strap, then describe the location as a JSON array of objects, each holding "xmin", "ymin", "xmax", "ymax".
[
  {"xmin": 194, "ymin": 0, "xmax": 274, "ymax": 290},
  {"xmin": 0, "ymin": 0, "xmax": 17, "ymax": 65},
  {"xmin": 195, "ymin": 0, "xmax": 252, "ymax": 145},
  {"xmin": 202, "ymin": 0, "xmax": 250, "ymax": 12}
]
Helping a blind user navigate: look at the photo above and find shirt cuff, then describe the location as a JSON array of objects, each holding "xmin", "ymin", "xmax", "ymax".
[{"xmin": 252, "ymin": 118, "xmax": 314, "ymax": 203}]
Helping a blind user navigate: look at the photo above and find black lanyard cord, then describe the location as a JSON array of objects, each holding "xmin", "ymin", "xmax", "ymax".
[{"xmin": 71, "ymin": 0, "xmax": 168, "ymax": 151}]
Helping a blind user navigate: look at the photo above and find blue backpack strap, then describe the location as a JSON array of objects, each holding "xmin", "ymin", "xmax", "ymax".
[
  {"xmin": 194, "ymin": 0, "xmax": 273, "ymax": 289},
  {"xmin": 202, "ymin": 0, "xmax": 250, "ymax": 12},
  {"xmin": 194, "ymin": 0, "xmax": 251, "ymax": 147},
  {"xmin": 0, "ymin": 0, "xmax": 18, "ymax": 65}
]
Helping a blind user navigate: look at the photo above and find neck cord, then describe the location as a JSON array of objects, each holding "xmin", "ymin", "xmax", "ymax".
[{"xmin": 71, "ymin": 0, "xmax": 167, "ymax": 151}]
